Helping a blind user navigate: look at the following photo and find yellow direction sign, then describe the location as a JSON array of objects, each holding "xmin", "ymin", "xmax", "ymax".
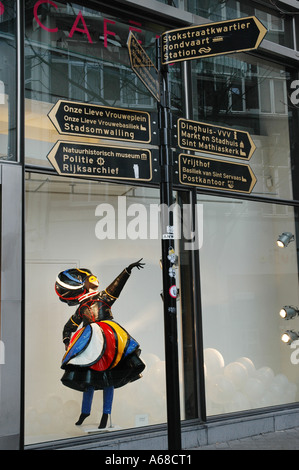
[
  {"xmin": 177, "ymin": 118, "xmax": 256, "ymax": 160},
  {"xmin": 162, "ymin": 16, "xmax": 267, "ymax": 65}
]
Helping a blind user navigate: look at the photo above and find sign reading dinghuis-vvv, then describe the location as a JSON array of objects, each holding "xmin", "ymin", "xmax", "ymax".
[
  {"xmin": 48, "ymin": 100, "xmax": 152, "ymax": 143},
  {"xmin": 161, "ymin": 16, "xmax": 267, "ymax": 65}
]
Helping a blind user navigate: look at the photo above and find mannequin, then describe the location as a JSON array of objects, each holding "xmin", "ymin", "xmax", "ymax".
[{"xmin": 56, "ymin": 259, "xmax": 145, "ymax": 428}]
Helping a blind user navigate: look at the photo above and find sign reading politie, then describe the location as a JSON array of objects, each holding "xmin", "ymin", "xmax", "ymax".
[
  {"xmin": 48, "ymin": 99, "xmax": 152, "ymax": 143},
  {"xmin": 161, "ymin": 16, "xmax": 267, "ymax": 65},
  {"xmin": 47, "ymin": 141, "xmax": 153, "ymax": 182}
]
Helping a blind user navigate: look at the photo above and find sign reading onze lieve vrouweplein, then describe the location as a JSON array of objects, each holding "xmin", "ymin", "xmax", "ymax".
[
  {"xmin": 178, "ymin": 153, "xmax": 257, "ymax": 193},
  {"xmin": 177, "ymin": 118, "xmax": 256, "ymax": 160},
  {"xmin": 47, "ymin": 141, "xmax": 153, "ymax": 182},
  {"xmin": 48, "ymin": 100, "xmax": 152, "ymax": 143},
  {"xmin": 161, "ymin": 16, "xmax": 267, "ymax": 65}
]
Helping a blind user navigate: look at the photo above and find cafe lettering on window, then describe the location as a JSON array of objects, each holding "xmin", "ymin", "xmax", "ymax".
[{"xmin": 31, "ymin": 0, "xmax": 149, "ymax": 46}]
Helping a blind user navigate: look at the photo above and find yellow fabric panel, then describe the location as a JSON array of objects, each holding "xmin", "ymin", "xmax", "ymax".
[{"xmin": 102, "ymin": 320, "xmax": 128, "ymax": 368}]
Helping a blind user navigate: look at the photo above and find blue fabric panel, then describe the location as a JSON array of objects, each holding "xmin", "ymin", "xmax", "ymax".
[{"xmin": 62, "ymin": 324, "xmax": 92, "ymax": 366}]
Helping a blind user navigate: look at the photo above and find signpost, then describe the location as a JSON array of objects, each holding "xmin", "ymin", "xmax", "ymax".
[
  {"xmin": 48, "ymin": 99, "xmax": 152, "ymax": 143},
  {"xmin": 161, "ymin": 16, "xmax": 267, "ymax": 65},
  {"xmin": 47, "ymin": 141, "xmax": 153, "ymax": 182},
  {"xmin": 178, "ymin": 153, "xmax": 257, "ymax": 193},
  {"xmin": 127, "ymin": 31, "xmax": 160, "ymax": 102},
  {"xmin": 177, "ymin": 118, "xmax": 256, "ymax": 160}
]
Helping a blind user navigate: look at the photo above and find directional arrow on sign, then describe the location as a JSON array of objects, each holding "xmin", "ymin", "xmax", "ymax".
[
  {"xmin": 161, "ymin": 16, "xmax": 267, "ymax": 65},
  {"xmin": 177, "ymin": 118, "xmax": 256, "ymax": 160},
  {"xmin": 178, "ymin": 153, "xmax": 257, "ymax": 194}
]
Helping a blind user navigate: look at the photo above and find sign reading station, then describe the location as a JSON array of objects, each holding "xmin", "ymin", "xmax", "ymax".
[
  {"xmin": 47, "ymin": 141, "xmax": 153, "ymax": 182},
  {"xmin": 177, "ymin": 118, "xmax": 256, "ymax": 160},
  {"xmin": 161, "ymin": 16, "xmax": 267, "ymax": 65},
  {"xmin": 48, "ymin": 100, "xmax": 152, "ymax": 143},
  {"xmin": 178, "ymin": 153, "xmax": 257, "ymax": 194},
  {"xmin": 127, "ymin": 32, "xmax": 160, "ymax": 102}
]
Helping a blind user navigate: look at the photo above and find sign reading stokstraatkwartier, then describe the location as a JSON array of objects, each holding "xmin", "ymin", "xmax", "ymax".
[
  {"xmin": 161, "ymin": 16, "xmax": 267, "ymax": 65},
  {"xmin": 177, "ymin": 118, "xmax": 256, "ymax": 160},
  {"xmin": 48, "ymin": 100, "xmax": 152, "ymax": 143},
  {"xmin": 178, "ymin": 153, "xmax": 256, "ymax": 193},
  {"xmin": 47, "ymin": 141, "xmax": 153, "ymax": 182},
  {"xmin": 127, "ymin": 32, "xmax": 160, "ymax": 102}
]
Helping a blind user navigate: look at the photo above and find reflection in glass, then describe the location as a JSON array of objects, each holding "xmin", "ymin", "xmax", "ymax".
[{"xmin": 198, "ymin": 195, "xmax": 299, "ymax": 415}]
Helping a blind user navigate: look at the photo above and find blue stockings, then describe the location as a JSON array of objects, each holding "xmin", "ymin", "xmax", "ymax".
[{"xmin": 81, "ymin": 386, "xmax": 114, "ymax": 415}]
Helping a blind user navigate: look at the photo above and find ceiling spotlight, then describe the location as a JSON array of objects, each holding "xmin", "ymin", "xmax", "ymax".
[
  {"xmin": 277, "ymin": 232, "xmax": 294, "ymax": 248},
  {"xmin": 281, "ymin": 330, "xmax": 299, "ymax": 345},
  {"xmin": 279, "ymin": 306, "xmax": 299, "ymax": 320}
]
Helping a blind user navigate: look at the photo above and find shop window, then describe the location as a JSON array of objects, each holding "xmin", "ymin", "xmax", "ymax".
[
  {"xmin": 198, "ymin": 195, "xmax": 299, "ymax": 415},
  {"xmin": 24, "ymin": 1, "xmax": 169, "ymax": 168}
]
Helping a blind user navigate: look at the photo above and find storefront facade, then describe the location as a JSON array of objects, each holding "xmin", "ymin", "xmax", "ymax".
[{"xmin": 1, "ymin": 0, "xmax": 299, "ymax": 450}]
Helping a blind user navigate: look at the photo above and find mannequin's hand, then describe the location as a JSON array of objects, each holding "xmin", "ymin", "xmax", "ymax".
[{"xmin": 126, "ymin": 258, "xmax": 145, "ymax": 273}]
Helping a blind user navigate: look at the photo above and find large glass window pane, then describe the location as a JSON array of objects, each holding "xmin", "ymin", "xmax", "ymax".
[
  {"xmin": 25, "ymin": 174, "xmax": 166, "ymax": 444},
  {"xmin": 199, "ymin": 195, "xmax": 299, "ymax": 415},
  {"xmin": 0, "ymin": 1, "xmax": 16, "ymax": 161},
  {"xmin": 24, "ymin": 1, "xmax": 167, "ymax": 167},
  {"xmin": 190, "ymin": 56, "xmax": 297, "ymax": 201}
]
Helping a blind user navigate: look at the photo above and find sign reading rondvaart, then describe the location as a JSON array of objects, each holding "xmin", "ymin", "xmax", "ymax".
[
  {"xmin": 48, "ymin": 100, "xmax": 152, "ymax": 143},
  {"xmin": 47, "ymin": 141, "xmax": 153, "ymax": 182},
  {"xmin": 161, "ymin": 16, "xmax": 267, "ymax": 65}
]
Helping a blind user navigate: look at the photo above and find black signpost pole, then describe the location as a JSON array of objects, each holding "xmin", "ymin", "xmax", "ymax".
[{"xmin": 156, "ymin": 38, "xmax": 182, "ymax": 451}]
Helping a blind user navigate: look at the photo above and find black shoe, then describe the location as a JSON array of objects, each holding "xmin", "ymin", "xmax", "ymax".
[
  {"xmin": 75, "ymin": 413, "xmax": 90, "ymax": 425},
  {"xmin": 98, "ymin": 413, "xmax": 109, "ymax": 429}
]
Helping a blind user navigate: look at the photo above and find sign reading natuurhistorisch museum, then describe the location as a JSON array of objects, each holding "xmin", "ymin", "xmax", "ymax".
[
  {"xmin": 48, "ymin": 100, "xmax": 152, "ymax": 143},
  {"xmin": 161, "ymin": 16, "xmax": 267, "ymax": 64},
  {"xmin": 47, "ymin": 141, "xmax": 153, "ymax": 182},
  {"xmin": 177, "ymin": 118, "xmax": 256, "ymax": 160},
  {"xmin": 178, "ymin": 153, "xmax": 257, "ymax": 193}
]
